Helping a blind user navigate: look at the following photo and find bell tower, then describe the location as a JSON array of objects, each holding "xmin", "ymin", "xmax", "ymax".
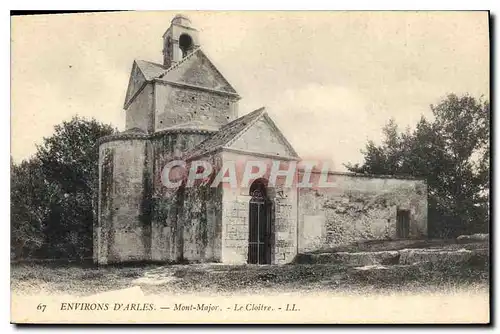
[{"xmin": 162, "ymin": 14, "xmax": 200, "ymax": 68}]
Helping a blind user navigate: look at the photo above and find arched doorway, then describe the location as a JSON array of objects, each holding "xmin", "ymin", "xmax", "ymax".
[{"xmin": 248, "ymin": 179, "xmax": 273, "ymax": 264}]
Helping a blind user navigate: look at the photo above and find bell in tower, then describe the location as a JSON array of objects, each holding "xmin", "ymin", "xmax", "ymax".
[{"xmin": 162, "ymin": 14, "xmax": 200, "ymax": 68}]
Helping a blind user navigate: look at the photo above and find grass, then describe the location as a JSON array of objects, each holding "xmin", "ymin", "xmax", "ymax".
[
  {"xmin": 11, "ymin": 252, "xmax": 489, "ymax": 296},
  {"xmin": 11, "ymin": 262, "xmax": 154, "ymax": 296},
  {"xmin": 11, "ymin": 239, "xmax": 489, "ymax": 296}
]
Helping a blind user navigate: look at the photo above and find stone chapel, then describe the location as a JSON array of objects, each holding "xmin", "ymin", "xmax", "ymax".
[{"xmin": 95, "ymin": 14, "xmax": 428, "ymax": 265}]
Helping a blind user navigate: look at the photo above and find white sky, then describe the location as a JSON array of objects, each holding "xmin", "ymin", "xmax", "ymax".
[{"xmin": 11, "ymin": 11, "xmax": 489, "ymax": 170}]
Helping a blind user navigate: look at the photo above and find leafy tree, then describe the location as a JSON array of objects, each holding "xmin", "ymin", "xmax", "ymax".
[
  {"xmin": 11, "ymin": 116, "xmax": 115, "ymax": 260},
  {"xmin": 345, "ymin": 94, "xmax": 490, "ymax": 237},
  {"xmin": 11, "ymin": 158, "xmax": 48, "ymax": 259}
]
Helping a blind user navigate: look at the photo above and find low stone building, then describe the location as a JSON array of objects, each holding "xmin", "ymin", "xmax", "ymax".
[{"xmin": 94, "ymin": 15, "xmax": 427, "ymax": 265}]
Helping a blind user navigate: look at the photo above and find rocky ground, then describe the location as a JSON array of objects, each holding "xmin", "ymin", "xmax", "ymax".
[{"xmin": 11, "ymin": 239, "xmax": 489, "ymax": 296}]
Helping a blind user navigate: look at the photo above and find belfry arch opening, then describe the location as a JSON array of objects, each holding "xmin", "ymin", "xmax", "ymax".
[
  {"xmin": 179, "ymin": 33, "xmax": 193, "ymax": 58},
  {"xmin": 248, "ymin": 178, "xmax": 274, "ymax": 264}
]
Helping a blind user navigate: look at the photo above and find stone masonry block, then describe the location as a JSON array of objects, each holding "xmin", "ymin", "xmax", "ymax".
[
  {"xmin": 223, "ymin": 201, "xmax": 234, "ymax": 213},
  {"xmin": 235, "ymin": 230, "xmax": 247, "ymax": 240},
  {"xmin": 227, "ymin": 225, "xmax": 238, "ymax": 233},
  {"xmin": 276, "ymin": 240, "xmax": 293, "ymax": 248},
  {"xmin": 237, "ymin": 211, "xmax": 249, "ymax": 220},
  {"xmin": 275, "ymin": 222, "xmax": 289, "ymax": 232},
  {"xmin": 225, "ymin": 217, "xmax": 239, "ymax": 226},
  {"xmin": 225, "ymin": 239, "xmax": 247, "ymax": 248},
  {"xmin": 226, "ymin": 232, "xmax": 238, "ymax": 240},
  {"xmin": 235, "ymin": 201, "xmax": 246, "ymax": 211},
  {"xmin": 235, "ymin": 217, "xmax": 247, "ymax": 225}
]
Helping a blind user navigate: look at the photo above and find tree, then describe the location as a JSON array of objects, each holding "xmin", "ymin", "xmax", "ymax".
[
  {"xmin": 345, "ymin": 94, "xmax": 490, "ymax": 238},
  {"xmin": 11, "ymin": 116, "xmax": 115, "ymax": 260},
  {"xmin": 11, "ymin": 158, "xmax": 47, "ymax": 259}
]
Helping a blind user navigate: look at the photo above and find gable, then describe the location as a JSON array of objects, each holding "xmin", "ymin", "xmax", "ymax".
[
  {"xmin": 184, "ymin": 108, "xmax": 299, "ymax": 160},
  {"xmin": 162, "ymin": 50, "xmax": 237, "ymax": 94},
  {"xmin": 184, "ymin": 107, "xmax": 265, "ymax": 160},
  {"xmin": 124, "ymin": 61, "xmax": 147, "ymax": 109},
  {"xmin": 228, "ymin": 116, "xmax": 297, "ymax": 158}
]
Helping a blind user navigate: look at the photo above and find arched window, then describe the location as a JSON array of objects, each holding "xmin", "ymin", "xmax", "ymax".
[{"xmin": 179, "ymin": 34, "xmax": 193, "ymax": 58}]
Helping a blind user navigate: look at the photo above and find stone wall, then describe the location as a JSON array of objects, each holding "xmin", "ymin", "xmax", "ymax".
[
  {"xmin": 220, "ymin": 151, "xmax": 298, "ymax": 264},
  {"xmin": 150, "ymin": 187, "xmax": 181, "ymax": 262},
  {"xmin": 154, "ymin": 83, "xmax": 238, "ymax": 131},
  {"xmin": 150, "ymin": 131, "xmax": 211, "ymax": 194},
  {"xmin": 149, "ymin": 131, "xmax": 209, "ymax": 262},
  {"xmin": 298, "ymin": 172, "xmax": 428, "ymax": 253},
  {"xmin": 125, "ymin": 83, "xmax": 154, "ymax": 133},
  {"xmin": 152, "ymin": 153, "xmax": 224, "ymax": 263},
  {"xmin": 96, "ymin": 138, "xmax": 153, "ymax": 264},
  {"xmin": 150, "ymin": 135, "xmax": 220, "ymax": 262},
  {"xmin": 180, "ymin": 184, "xmax": 223, "ymax": 262},
  {"xmin": 274, "ymin": 188, "xmax": 298, "ymax": 264},
  {"xmin": 221, "ymin": 186, "xmax": 251, "ymax": 264}
]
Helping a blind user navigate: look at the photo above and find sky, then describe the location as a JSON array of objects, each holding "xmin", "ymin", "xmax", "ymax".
[{"xmin": 11, "ymin": 11, "xmax": 489, "ymax": 170}]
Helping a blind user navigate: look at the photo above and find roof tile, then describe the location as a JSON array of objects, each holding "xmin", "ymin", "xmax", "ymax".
[
  {"xmin": 184, "ymin": 107, "xmax": 266, "ymax": 160},
  {"xmin": 135, "ymin": 60, "xmax": 166, "ymax": 81}
]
